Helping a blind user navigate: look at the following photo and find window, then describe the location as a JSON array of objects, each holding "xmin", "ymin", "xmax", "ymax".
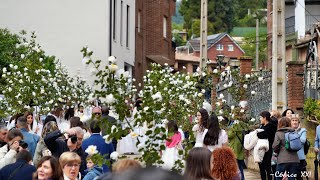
[
  {"xmin": 113, "ymin": 0, "xmax": 117, "ymax": 40},
  {"xmin": 163, "ymin": 16, "xmax": 167, "ymax": 38},
  {"xmin": 216, "ymin": 44, "xmax": 223, "ymax": 50},
  {"xmin": 138, "ymin": 10, "xmax": 141, "ymax": 33},
  {"xmin": 120, "ymin": 1, "xmax": 123, "ymax": 45},
  {"xmin": 126, "ymin": 5, "xmax": 130, "ymax": 48},
  {"xmin": 228, "ymin": 45, "xmax": 234, "ymax": 51},
  {"xmin": 192, "ymin": 65, "xmax": 198, "ymax": 73}
]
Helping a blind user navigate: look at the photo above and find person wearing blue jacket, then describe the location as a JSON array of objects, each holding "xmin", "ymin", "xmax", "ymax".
[
  {"xmin": 17, "ymin": 116, "xmax": 40, "ymax": 157},
  {"xmin": 83, "ymin": 156, "xmax": 104, "ymax": 180},
  {"xmin": 290, "ymin": 114, "xmax": 307, "ymax": 180},
  {"xmin": 82, "ymin": 120, "xmax": 114, "ymax": 173}
]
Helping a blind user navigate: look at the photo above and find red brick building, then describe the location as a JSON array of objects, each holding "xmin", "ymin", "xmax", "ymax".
[
  {"xmin": 175, "ymin": 33, "xmax": 245, "ymax": 73},
  {"xmin": 135, "ymin": 0, "xmax": 176, "ymax": 85}
]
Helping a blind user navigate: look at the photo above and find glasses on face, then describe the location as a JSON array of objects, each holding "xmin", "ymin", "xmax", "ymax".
[
  {"xmin": 94, "ymin": 113, "xmax": 101, "ymax": 116},
  {"xmin": 66, "ymin": 163, "xmax": 80, "ymax": 168}
]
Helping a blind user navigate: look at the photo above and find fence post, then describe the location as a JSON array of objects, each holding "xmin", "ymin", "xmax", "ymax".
[
  {"xmin": 287, "ymin": 61, "xmax": 305, "ymax": 116},
  {"xmin": 239, "ymin": 56, "xmax": 253, "ymax": 75}
]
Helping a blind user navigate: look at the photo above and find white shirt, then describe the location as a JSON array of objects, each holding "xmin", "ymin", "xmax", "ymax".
[{"xmin": 203, "ymin": 129, "xmax": 228, "ymax": 152}]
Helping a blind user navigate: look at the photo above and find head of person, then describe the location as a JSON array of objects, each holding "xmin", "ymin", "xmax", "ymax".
[
  {"xmin": 112, "ymin": 159, "xmax": 142, "ymax": 173},
  {"xmin": 7, "ymin": 128, "xmax": 23, "ymax": 144},
  {"xmin": 17, "ymin": 116, "xmax": 28, "ymax": 129},
  {"xmin": 59, "ymin": 152, "xmax": 81, "ymax": 180},
  {"xmin": 24, "ymin": 111, "xmax": 33, "ymax": 127},
  {"xmin": 16, "ymin": 150, "xmax": 33, "ymax": 164},
  {"xmin": 86, "ymin": 156, "xmax": 95, "ymax": 170},
  {"xmin": 92, "ymin": 107, "xmax": 102, "ymax": 118},
  {"xmin": 270, "ymin": 110, "xmax": 281, "ymax": 120},
  {"xmin": 101, "ymin": 105, "xmax": 110, "ymax": 116},
  {"xmin": 78, "ymin": 105, "xmax": 84, "ymax": 113},
  {"xmin": 51, "ymin": 107, "xmax": 64, "ymax": 119},
  {"xmin": 41, "ymin": 121, "xmax": 59, "ymax": 139},
  {"xmin": 64, "ymin": 107, "xmax": 75, "ymax": 120},
  {"xmin": 259, "ymin": 111, "xmax": 271, "ymax": 125},
  {"xmin": 282, "ymin": 108, "xmax": 295, "ymax": 117},
  {"xmin": 70, "ymin": 116, "xmax": 82, "ymax": 128},
  {"xmin": 35, "ymin": 156, "xmax": 63, "ymax": 180},
  {"xmin": 211, "ymin": 146, "xmax": 239, "ymax": 180},
  {"xmin": 278, "ymin": 117, "xmax": 291, "ymax": 129},
  {"xmin": 167, "ymin": 120, "xmax": 178, "ymax": 134},
  {"xmin": 71, "ymin": 127, "xmax": 84, "ymax": 149},
  {"xmin": 184, "ymin": 147, "xmax": 212, "ymax": 180},
  {"xmin": 44, "ymin": 115, "xmax": 57, "ymax": 127},
  {"xmin": 204, "ymin": 113, "xmax": 220, "ymax": 146},
  {"xmin": 197, "ymin": 108, "xmax": 209, "ymax": 131},
  {"xmin": 0, "ymin": 125, "xmax": 8, "ymax": 143},
  {"xmin": 290, "ymin": 114, "xmax": 301, "ymax": 129},
  {"xmin": 90, "ymin": 120, "xmax": 101, "ymax": 134}
]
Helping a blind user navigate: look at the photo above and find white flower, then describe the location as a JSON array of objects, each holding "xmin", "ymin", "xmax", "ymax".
[
  {"xmin": 90, "ymin": 67, "xmax": 97, "ymax": 75},
  {"xmin": 85, "ymin": 145, "xmax": 98, "ymax": 155},
  {"xmin": 196, "ymin": 67, "xmax": 201, "ymax": 72},
  {"xmin": 182, "ymin": 66, "xmax": 186, "ymax": 69},
  {"xmin": 164, "ymin": 63, "xmax": 168, "ymax": 66},
  {"xmin": 21, "ymin": 54, "xmax": 25, "ymax": 59},
  {"xmin": 215, "ymin": 102, "xmax": 220, "ymax": 107},
  {"xmin": 105, "ymin": 94, "xmax": 116, "ymax": 104},
  {"xmin": 226, "ymin": 66, "xmax": 231, "ymax": 71},
  {"xmin": 116, "ymin": 69, "xmax": 129, "ymax": 79},
  {"xmin": 32, "ymin": 92, "xmax": 36, "ymax": 96},
  {"xmin": 219, "ymin": 109, "xmax": 223, "ymax": 115},
  {"xmin": 240, "ymin": 109, "xmax": 245, "ymax": 113},
  {"xmin": 245, "ymin": 74, "xmax": 250, "ymax": 79},
  {"xmin": 218, "ymin": 116, "xmax": 224, "ymax": 122},
  {"xmin": 24, "ymin": 105, "xmax": 30, "ymax": 109},
  {"xmin": 2, "ymin": 67, "xmax": 7, "ymax": 73},
  {"xmin": 41, "ymin": 89, "xmax": 45, "ymax": 94},
  {"xmin": 39, "ymin": 58, "xmax": 43, "ymax": 62},
  {"xmin": 250, "ymin": 118, "xmax": 256, "ymax": 122},
  {"xmin": 108, "ymin": 64, "xmax": 118, "ymax": 72},
  {"xmin": 219, "ymin": 94, "xmax": 224, "ymax": 99},
  {"xmin": 49, "ymin": 100, "xmax": 54, "ymax": 104},
  {"xmin": 221, "ymin": 71, "xmax": 226, "ymax": 77},
  {"xmin": 151, "ymin": 92, "xmax": 162, "ymax": 101},
  {"xmin": 19, "ymin": 79, "xmax": 23, "ymax": 83},
  {"xmin": 110, "ymin": 151, "xmax": 119, "ymax": 161},
  {"xmin": 9, "ymin": 64, "xmax": 13, "ymax": 68},
  {"xmin": 13, "ymin": 65, "xmax": 18, "ymax": 70},
  {"xmin": 24, "ymin": 67, "xmax": 28, "ymax": 71},
  {"xmin": 108, "ymin": 56, "xmax": 117, "ymax": 64},
  {"xmin": 201, "ymin": 89, "xmax": 206, "ymax": 93},
  {"xmin": 185, "ymin": 75, "xmax": 190, "ymax": 80},
  {"xmin": 82, "ymin": 56, "xmax": 90, "ymax": 65},
  {"xmin": 228, "ymin": 81, "xmax": 233, "ymax": 87},
  {"xmin": 103, "ymin": 135, "xmax": 112, "ymax": 144},
  {"xmin": 223, "ymin": 84, "xmax": 228, "ymax": 88},
  {"xmin": 239, "ymin": 101, "xmax": 248, "ymax": 108},
  {"xmin": 243, "ymin": 84, "xmax": 248, "ymax": 89},
  {"xmin": 213, "ymin": 69, "xmax": 218, "ymax": 74},
  {"xmin": 231, "ymin": 105, "xmax": 235, "ymax": 110},
  {"xmin": 18, "ymin": 101, "xmax": 22, "ymax": 105},
  {"xmin": 251, "ymin": 91, "xmax": 256, "ymax": 95},
  {"xmin": 222, "ymin": 99, "xmax": 226, "ymax": 103},
  {"xmin": 2, "ymin": 74, "xmax": 5, "ymax": 77},
  {"xmin": 143, "ymin": 107, "xmax": 149, "ymax": 111},
  {"xmin": 258, "ymin": 77, "xmax": 263, "ymax": 81},
  {"xmin": 234, "ymin": 120, "xmax": 239, "ymax": 124},
  {"xmin": 197, "ymin": 93, "xmax": 203, "ymax": 97}
]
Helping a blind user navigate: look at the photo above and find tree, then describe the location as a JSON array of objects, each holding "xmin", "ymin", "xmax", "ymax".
[{"xmin": 240, "ymin": 30, "xmax": 267, "ymax": 67}]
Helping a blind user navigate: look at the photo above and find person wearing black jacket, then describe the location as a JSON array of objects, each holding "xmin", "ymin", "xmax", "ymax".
[
  {"xmin": 44, "ymin": 127, "xmax": 86, "ymax": 177},
  {"xmin": 257, "ymin": 111, "xmax": 277, "ymax": 180}
]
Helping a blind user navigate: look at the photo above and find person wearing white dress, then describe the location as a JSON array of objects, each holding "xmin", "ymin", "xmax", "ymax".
[
  {"xmin": 192, "ymin": 108, "xmax": 209, "ymax": 147},
  {"xmin": 203, "ymin": 113, "xmax": 228, "ymax": 152}
]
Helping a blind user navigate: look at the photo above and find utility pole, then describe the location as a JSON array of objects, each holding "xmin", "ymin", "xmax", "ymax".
[
  {"xmin": 256, "ymin": 18, "xmax": 259, "ymax": 70},
  {"xmin": 199, "ymin": 0, "xmax": 208, "ymax": 71},
  {"xmin": 271, "ymin": 0, "xmax": 286, "ymax": 111}
]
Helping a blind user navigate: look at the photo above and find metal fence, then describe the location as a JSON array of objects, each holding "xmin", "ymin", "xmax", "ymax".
[{"xmin": 216, "ymin": 70, "xmax": 272, "ymax": 119}]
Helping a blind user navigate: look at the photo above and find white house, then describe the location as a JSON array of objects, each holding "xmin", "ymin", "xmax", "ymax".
[{"xmin": 0, "ymin": 0, "xmax": 135, "ymax": 86}]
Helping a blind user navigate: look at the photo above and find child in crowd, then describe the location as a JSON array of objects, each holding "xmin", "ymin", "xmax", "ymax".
[
  {"xmin": 161, "ymin": 120, "xmax": 183, "ymax": 170},
  {"xmin": 82, "ymin": 156, "xmax": 103, "ymax": 180}
]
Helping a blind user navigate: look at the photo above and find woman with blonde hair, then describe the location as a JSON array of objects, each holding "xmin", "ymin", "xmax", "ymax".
[
  {"xmin": 59, "ymin": 152, "xmax": 81, "ymax": 180},
  {"xmin": 211, "ymin": 146, "xmax": 241, "ymax": 180},
  {"xmin": 112, "ymin": 159, "xmax": 142, "ymax": 173},
  {"xmin": 33, "ymin": 121, "xmax": 59, "ymax": 167}
]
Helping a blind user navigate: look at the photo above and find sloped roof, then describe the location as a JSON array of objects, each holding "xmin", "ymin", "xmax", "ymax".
[
  {"xmin": 188, "ymin": 32, "xmax": 227, "ymax": 51},
  {"xmin": 146, "ymin": 55, "xmax": 175, "ymax": 66}
]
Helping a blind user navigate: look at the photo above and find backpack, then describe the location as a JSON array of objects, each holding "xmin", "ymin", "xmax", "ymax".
[
  {"xmin": 284, "ymin": 131, "xmax": 302, "ymax": 152},
  {"xmin": 304, "ymin": 139, "xmax": 310, "ymax": 155}
]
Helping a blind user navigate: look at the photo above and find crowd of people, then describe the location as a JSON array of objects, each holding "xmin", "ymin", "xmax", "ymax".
[{"xmin": 0, "ymin": 101, "xmax": 317, "ymax": 180}]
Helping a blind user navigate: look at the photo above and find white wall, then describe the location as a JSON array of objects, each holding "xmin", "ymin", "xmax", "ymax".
[
  {"xmin": 110, "ymin": 0, "xmax": 136, "ymax": 75},
  {"xmin": 295, "ymin": 0, "xmax": 306, "ymax": 38},
  {"xmin": 0, "ymin": 0, "xmax": 131, "ymax": 86}
]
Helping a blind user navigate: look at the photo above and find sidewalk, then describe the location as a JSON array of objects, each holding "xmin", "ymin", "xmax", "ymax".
[{"xmin": 244, "ymin": 169, "xmax": 261, "ymax": 180}]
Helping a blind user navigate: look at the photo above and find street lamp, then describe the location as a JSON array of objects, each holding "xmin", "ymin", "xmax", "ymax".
[{"xmin": 216, "ymin": 55, "xmax": 225, "ymax": 71}]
